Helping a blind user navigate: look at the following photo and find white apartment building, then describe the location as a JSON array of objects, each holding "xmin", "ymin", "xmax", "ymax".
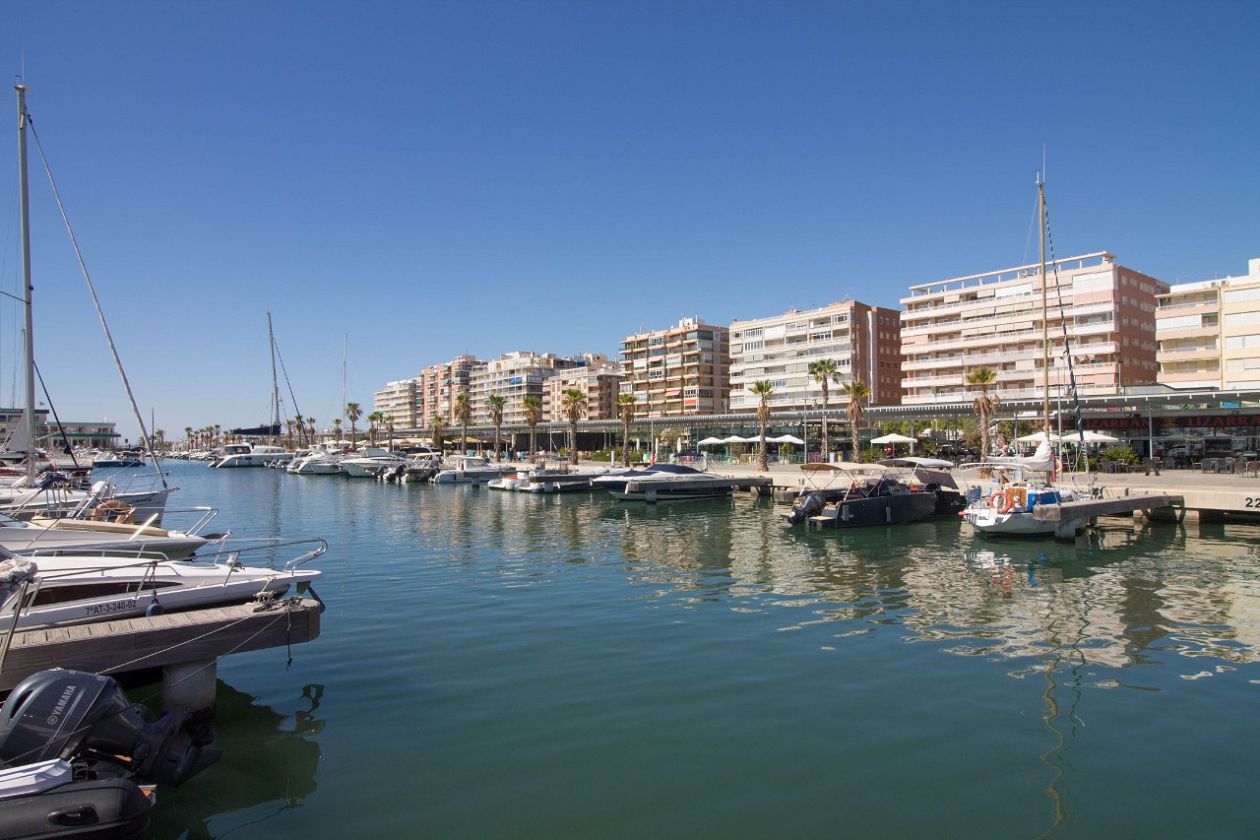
[
  {"xmin": 373, "ymin": 378, "xmax": 419, "ymax": 428},
  {"xmin": 468, "ymin": 351, "xmax": 584, "ymax": 426},
  {"xmin": 1158, "ymin": 257, "xmax": 1260, "ymax": 390},
  {"xmin": 542, "ymin": 356, "xmax": 622, "ymax": 422},
  {"xmin": 900, "ymin": 252, "xmax": 1166, "ymax": 404},
  {"xmin": 728, "ymin": 300, "xmax": 902, "ymax": 412}
]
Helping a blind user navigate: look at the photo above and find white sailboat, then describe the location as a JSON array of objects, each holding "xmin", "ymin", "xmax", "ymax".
[{"xmin": 961, "ymin": 176, "xmax": 1087, "ymax": 538}]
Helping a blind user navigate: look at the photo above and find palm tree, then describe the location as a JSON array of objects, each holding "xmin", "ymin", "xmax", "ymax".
[
  {"xmin": 617, "ymin": 393, "xmax": 636, "ymax": 467},
  {"xmin": 332, "ymin": 418, "xmax": 342, "ymax": 443},
  {"xmin": 345, "ymin": 402, "xmax": 362, "ymax": 447},
  {"xmin": 966, "ymin": 367, "xmax": 1000, "ymax": 457},
  {"xmin": 367, "ymin": 410, "xmax": 384, "ymax": 446},
  {"xmin": 748, "ymin": 380, "xmax": 774, "ymax": 471},
  {"xmin": 522, "ymin": 395, "xmax": 543, "ymax": 457},
  {"xmin": 487, "ymin": 395, "xmax": 507, "ymax": 462},
  {"xmin": 841, "ymin": 378, "xmax": 871, "ymax": 462},
  {"xmin": 809, "ymin": 358, "xmax": 839, "ymax": 458},
  {"xmin": 430, "ymin": 414, "xmax": 446, "ymax": 454},
  {"xmin": 213, "ymin": 424, "xmax": 221, "ymax": 447},
  {"xmin": 385, "ymin": 417, "xmax": 395, "ymax": 450},
  {"xmin": 306, "ymin": 417, "xmax": 317, "ymax": 444},
  {"xmin": 184, "ymin": 426, "xmax": 193, "ymax": 449},
  {"xmin": 561, "ymin": 388, "xmax": 586, "ymax": 465},
  {"xmin": 453, "ymin": 393, "xmax": 472, "ymax": 455}
]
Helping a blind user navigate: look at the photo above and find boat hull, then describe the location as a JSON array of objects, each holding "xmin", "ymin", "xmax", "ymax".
[{"xmin": 808, "ymin": 492, "xmax": 937, "ymax": 528}]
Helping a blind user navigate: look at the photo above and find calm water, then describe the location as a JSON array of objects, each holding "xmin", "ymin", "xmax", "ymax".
[{"xmin": 140, "ymin": 461, "xmax": 1260, "ymax": 839}]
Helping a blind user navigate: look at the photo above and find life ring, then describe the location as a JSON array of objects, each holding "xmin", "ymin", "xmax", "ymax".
[{"xmin": 988, "ymin": 491, "xmax": 1007, "ymax": 512}]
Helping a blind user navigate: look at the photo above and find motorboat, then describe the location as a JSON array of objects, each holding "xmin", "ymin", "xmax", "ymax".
[
  {"xmin": 339, "ymin": 448, "xmax": 408, "ymax": 478},
  {"xmin": 0, "ymin": 476, "xmax": 172, "ymax": 526},
  {"xmin": 287, "ymin": 445, "xmax": 346, "ymax": 475},
  {"xmin": 877, "ymin": 456, "xmax": 967, "ymax": 516},
  {"xmin": 782, "ymin": 463, "xmax": 938, "ymax": 527},
  {"xmin": 0, "ymin": 538, "xmax": 324, "ymax": 630},
  {"xmin": 91, "ymin": 451, "xmax": 145, "ymax": 468},
  {"xmin": 211, "ymin": 443, "xmax": 294, "ymax": 468},
  {"xmin": 596, "ymin": 463, "xmax": 732, "ymax": 502},
  {"xmin": 518, "ymin": 466, "xmax": 608, "ymax": 494},
  {"xmin": 0, "ymin": 668, "xmax": 220, "ymax": 838},
  {"xmin": 0, "ymin": 511, "xmax": 211, "ymax": 560},
  {"xmin": 432, "ymin": 455, "xmax": 513, "ymax": 484}
]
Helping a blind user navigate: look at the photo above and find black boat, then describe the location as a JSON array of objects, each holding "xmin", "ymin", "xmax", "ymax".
[
  {"xmin": 782, "ymin": 464, "xmax": 938, "ymax": 527},
  {"xmin": 877, "ymin": 457, "xmax": 968, "ymax": 516}
]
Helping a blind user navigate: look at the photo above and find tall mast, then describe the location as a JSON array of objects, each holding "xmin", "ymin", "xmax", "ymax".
[
  {"xmin": 268, "ymin": 312, "xmax": 280, "ymax": 446},
  {"xmin": 1038, "ymin": 173, "xmax": 1050, "ymax": 440},
  {"xmin": 15, "ymin": 85, "xmax": 36, "ymax": 480}
]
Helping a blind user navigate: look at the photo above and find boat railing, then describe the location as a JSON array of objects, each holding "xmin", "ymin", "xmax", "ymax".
[{"xmin": 203, "ymin": 536, "xmax": 329, "ymax": 572}]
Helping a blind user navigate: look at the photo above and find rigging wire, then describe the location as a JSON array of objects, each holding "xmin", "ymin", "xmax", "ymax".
[
  {"xmin": 1042, "ymin": 191, "xmax": 1086, "ymax": 469},
  {"xmin": 33, "ymin": 360, "xmax": 82, "ymax": 468},
  {"xmin": 23, "ymin": 111, "xmax": 167, "ymax": 489},
  {"xmin": 272, "ymin": 337, "xmax": 308, "ymax": 444}
]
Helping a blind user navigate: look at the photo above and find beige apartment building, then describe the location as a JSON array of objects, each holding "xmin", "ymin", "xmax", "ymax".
[
  {"xmin": 416, "ymin": 355, "xmax": 482, "ymax": 430},
  {"xmin": 900, "ymin": 252, "xmax": 1166, "ymax": 404},
  {"xmin": 468, "ymin": 351, "xmax": 585, "ymax": 426},
  {"xmin": 729, "ymin": 300, "xmax": 901, "ymax": 413},
  {"xmin": 619, "ymin": 318, "xmax": 730, "ymax": 417},
  {"xmin": 1158, "ymin": 257, "xmax": 1260, "ymax": 390},
  {"xmin": 542, "ymin": 356, "xmax": 622, "ymax": 422},
  {"xmin": 373, "ymin": 378, "xmax": 419, "ymax": 428}
]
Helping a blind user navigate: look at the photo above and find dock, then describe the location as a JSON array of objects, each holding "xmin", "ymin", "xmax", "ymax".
[
  {"xmin": 0, "ymin": 598, "xmax": 322, "ymax": 705},
  {"xmin": 1033, "ymin": 493, "xmax": 1186, "ymax": 523}
]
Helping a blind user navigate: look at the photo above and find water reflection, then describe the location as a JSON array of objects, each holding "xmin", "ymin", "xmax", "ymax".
[{"xmin": 146, "ymin": 681, "xmax": 324, "ymax": 840}]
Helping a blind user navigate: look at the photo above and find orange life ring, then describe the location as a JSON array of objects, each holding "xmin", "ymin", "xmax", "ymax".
[{"xmin": 988, "ymin": 491, "xmax": 1007, "ymax": 512}]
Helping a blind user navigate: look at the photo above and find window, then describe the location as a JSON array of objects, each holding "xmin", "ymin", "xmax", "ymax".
[
  {"xmin": 1224, "ymin": 287, "xmax": 1260, "ymax": 304},
  {"xmin": 1224, "ymin": 311, "xmax": 1260, "ymax": 327}
]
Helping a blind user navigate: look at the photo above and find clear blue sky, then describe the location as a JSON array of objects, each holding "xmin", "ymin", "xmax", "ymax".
[{"xmin": 1, "ymin": 0, "xmax": 1256, "ymax": 442}]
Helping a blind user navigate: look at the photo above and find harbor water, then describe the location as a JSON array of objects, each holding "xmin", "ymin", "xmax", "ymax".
[{"xmin": 146, "ymin": 461, "xmax": 1259, "ymax": 838}]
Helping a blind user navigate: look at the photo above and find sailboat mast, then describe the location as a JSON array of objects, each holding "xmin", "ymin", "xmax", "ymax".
[
  {"xmin": 15, "ymin": 85, "xmax": 36, "ymax": 480},
  {"xmin": 268, "ymin": 312, "xmax": 280, "ymax": 446},
  {"xmin": 1038, "ymin": 173, "xmax": 1050, "ymax": 439}
]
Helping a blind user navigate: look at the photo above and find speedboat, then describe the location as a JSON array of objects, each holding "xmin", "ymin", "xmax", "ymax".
[
  {"xmin": 432, "ymin": 455, "xmax": 513, "ymax": 484},
  {"xmin": 958, "ymin": 442, "xmax": 1087, "ymax": 538},
  {"xmin": 595, "ymin": 463, "xmax": 730, "ymax": 502},
  {"xmin": 0, "ymin": 476, "xmax": 172, "ymax": 526},
  {"xmin": 782, "ymin": 463, "xmax": 937, "ymax": 527},
  {"xmin": 339, "ymin": 448, "xmax": 408, "ymax": 478},
  {"xmin": 0, "ymin": 538, "xmax": 324, "ymax": 630},
  {"xmin": 211, "ymin": 444, "xmax": 293, "ymax": 468},
  {"xmin": 0, "ymin": 511, "xmax": 211, "ymax": 560},
  {"xmin": 287, "ymin": 445, "xmax": 347, "ymax": 475},
  {"xmin": 91, "ymin": 451, "xmax": 145, "ymax": 468},
  {"xmin": 877, "ymin": 456, "xmax": 967, "ymax": 516}
]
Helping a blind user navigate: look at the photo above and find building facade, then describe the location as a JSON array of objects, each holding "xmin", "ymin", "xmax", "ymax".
[
  {"xmin": 468, "ymin": 351, "xmax": 586, "ymax": 426},
  {"xmin": 728, "ymin": 300, "xmax": 902, "ymax": 413},
  {"xmin": 542, "ymin": 355, "xmax": 622, "ymax": 422},
  {"xmin": 373, "ymin": 378, "xmax": 419, "ymax": 429},
  {"xmin": 619, "ymin": 318, "xmax": 730, "ymax": 417},
  {"xmin": 417, "ymin": 355, "xmax": 482, "ymax": 430},
  {"xmin": 900, "ymin": 252, "xmax": 1166, "ymax": 405},
  {"xmin": 1157, "ymin": 257, "xmax": 1260, "ymax": 391}
]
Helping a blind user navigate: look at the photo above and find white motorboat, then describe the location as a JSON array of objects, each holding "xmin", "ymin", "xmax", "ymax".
[
  {"xmin": 596, "ymin": 463, "xmax": 733, "ymax": 502},
  {"xmin": 0, "ymin": 538, "xmax": 324, "ymax": 630},
  {"xmin": 339, "ymin": 448, "xmax": 408, "ymax": 478},
  {"xmin": 287, "ymin": 445, "xmax": 347, "ymax": 475},
  {"xmin": 211, "ymin": 443, "xmax": 294, "ymax": 468},
  {"xmin": 0, "ymin": 511, "xmax": 211, "ymax": 560},
  {"xmin": 432, "ymin": 455, "xmax": 513, "ymax": 484}
]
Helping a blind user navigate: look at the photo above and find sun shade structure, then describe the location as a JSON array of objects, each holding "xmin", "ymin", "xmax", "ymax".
[
  {"xmin": 697, "ymin": 437, "xmax": 725, "ymax": 446},
  {"xmin": 870, "ymin": 433, "xmax": 916, "ymax": 444},
  {"xmin": 1014, "ymin": 431, "xmax": 1062, "ymax": 443},
  {"xmin": 1058, "ymin": 431, "xmax": 1119, "ymax": 444}
]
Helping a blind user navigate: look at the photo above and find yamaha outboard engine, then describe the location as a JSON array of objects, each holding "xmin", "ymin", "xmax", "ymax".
[{"xmin": 0, "ymin": 669, "xmax": 219, "ymax": 787}]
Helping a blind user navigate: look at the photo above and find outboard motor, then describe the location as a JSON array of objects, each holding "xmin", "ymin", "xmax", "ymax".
[
  {"xmin": 0, "ymin": 669, "xmax": 219, "ymax": 787},
  {"xmin": 786, "ymin": 492, "xmax": 823, "ymax": 524}
]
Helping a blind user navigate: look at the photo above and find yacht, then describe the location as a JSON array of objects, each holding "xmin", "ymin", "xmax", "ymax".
[
  {"xmin": 432, "ymin": 455, "xmax": 513, "ymax": 484},
  {"xmin": 91, "ymin": 451, "xmax": 145, "ymax": 468},
  {"xmin": 211, "ymin": 443, "xmax": 294, "ymax": 468},
  {"xmin": 782, "ymin": 463, "xmax": 937, "ymax": 527},
  {"xmin": 596, "ymin": 463, "xmax": 732, "ymax": 502},
  {"xmin": 958, "ymin": 443, "xmax": 1086, "ymax": 538},
  {"xmin": 339, "ymin": 448, "xmax": 408, "ymax": 478},
  {"xmin": 287, "ymin": 445, "xmax": 346, "ymax": 475},
  {"xmin": 0, "ymin": 512, "xmax": 210, "ymax": 560},
  {"xmin": 0, "ymin": 538, "xmax": 324, "ymax": 630}
]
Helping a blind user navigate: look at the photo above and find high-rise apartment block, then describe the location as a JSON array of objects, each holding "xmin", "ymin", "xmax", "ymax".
[
  {"xmin": 417, "ymin": 355, "xmax": 483, "ymax": 430},
  {"xmin": 373, "ymin": 378, "xmax": 419, "ymax": 428},
  {"xmin": 900, "ymin": 252, "xmax": 1166, "ymax": 404},
  {"xmin": 542, "ymin": 355, "xmax": 623, "ymax": 422},
  {"xmin": 468, "ymin": 351, "xmax": 586, "ymax": 426},
  {"xmin": 619, "ymin": 318, "xmax": 730, "ymax": 417},
  {"xmin": 729, "ymin": 300, "xmax": 901, "ymax": 412},
  {"xmin": 1157, "ymin": 257, "xmax": 1260, "ymax": 390}
]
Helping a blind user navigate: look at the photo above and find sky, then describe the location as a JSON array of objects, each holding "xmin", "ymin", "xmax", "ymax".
[{"xmin": 0, "ymin": 0, "xmax": 1257, "ymax": 443}]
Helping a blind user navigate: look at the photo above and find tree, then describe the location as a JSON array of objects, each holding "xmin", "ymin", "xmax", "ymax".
[
  {"xmin": 184, "ymin": 426, "xmax": 193, "ymax": 449},
  {"xmin": 561, "ymin": 388, "xmax": 586, "ymax": 465},
  {"xmin": 306, "ymin": 417, "xmax": 317, "ymax": 444},
  {"xmin": 367, "ymin": 410, "xmax": 384, "ymax": 446},
  {"xmin": 385, "ymin": 417, "xmax": 395, "ymax": 450},
  {"xmin": 523, "ymin": 395, "xmax": 543, "ymax": 457},
  {"xmin": 332, "ymin": 418, "xmax": 342, "ymax": 443},
  {"xmin": 966, "ymin": 367, "xmax": 1000, "ymax": 457},
  {"xmin": 430, "ymin": 414, "xmax": 446, "ymax": 454},
  {"xmin": 617, "ymin": 392, "xmax": 636, "ymax": 467},
  {"xmin": 841, "ymin": 379, "xmax": 871, "ymax": 462},
  {"xmin": 749, "ymin": 380, "xmax": 774, "ymax": 471},
  {"xmin": 345, "ymin": 402, "xmax": 362, "ymax": 447},
  {"xmin": 454, "ymin": 393, "xmax": 472, "ymax": 456},
  {"xmin": 809, "ymin": 358, "xmax": 839, "ymax": 458},
  {"xmin": 487, "ymin": 395, "xmax": 507, "ymax": 462}
]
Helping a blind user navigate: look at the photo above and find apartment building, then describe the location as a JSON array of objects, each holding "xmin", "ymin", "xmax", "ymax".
[
  {"xmin": 417, "ymin": 355, "xmax": 482, "ymax": 430},
  {"xmin": 373, "ymin": 378, "xmax": 419, "ymax": 428},
  {"xmin": 542, "ymin": 355, "xmax": 622, "ymax": 422},
  {"xmin": 1158, "ymin": 257, "xmax": 1260, "ymax": 390},
  {"xmin": 619, "ymin": 318, "xmax": 730, "ymax": 417},
  {"xmin": 900, "ymin": 252, "xmax": 1166, "ymax": 404},
  {"xmin": 468, "ymin": 351, "xmax": 585, "ymax": 426},
  {"xmin": 728, "ymin": 300, "xmax": 902, "ymax": 413}
]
